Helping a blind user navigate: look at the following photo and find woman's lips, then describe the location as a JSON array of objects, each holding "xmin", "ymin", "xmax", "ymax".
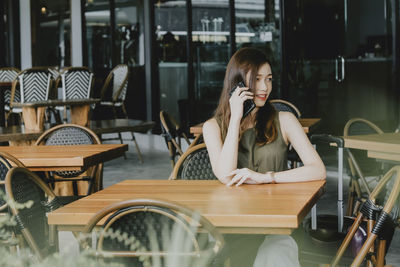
[{"xmin": 256, "ymin": 94, "xmax": 267, "ymax": 101}]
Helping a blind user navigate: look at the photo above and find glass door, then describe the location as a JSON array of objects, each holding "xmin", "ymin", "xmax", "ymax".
[{"xmin": 285, "ymin": 0, "xmax": 396, "ymax": 134}]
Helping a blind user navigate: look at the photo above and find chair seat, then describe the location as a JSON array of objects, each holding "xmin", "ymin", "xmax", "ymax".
[
  {"xmin": 4, "ymin": 106, "xmax": 22, "ymax": 113},
  {"xmin": 100, "ymin": 101, "xmax": 123, "ymax": 106}
]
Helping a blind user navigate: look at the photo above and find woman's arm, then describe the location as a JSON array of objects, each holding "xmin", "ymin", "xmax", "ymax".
[
  {"xmin": 203, "ymin": 118, "xmax": 240, "ymax": 184},
  {"xmin": 203, "ymin": 87, "xmax": 253, "ymax": 184},
  {"xmin": 228, "ymin": 111, "xmax": 326, "ymax": 186},
  {"xmin": 274, "ymin": 111, "xmax": 326, "ymax": 183}
]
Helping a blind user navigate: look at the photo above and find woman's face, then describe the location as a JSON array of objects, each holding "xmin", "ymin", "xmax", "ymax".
[{"xmin": 246, "ymin": 63, "xmax": 272, "ymax": 107}]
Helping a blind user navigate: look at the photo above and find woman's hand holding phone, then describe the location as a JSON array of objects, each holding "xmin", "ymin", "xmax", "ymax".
[{"xmin": 229, "ymin": 82, "xmax": 254, "ymax": 121}]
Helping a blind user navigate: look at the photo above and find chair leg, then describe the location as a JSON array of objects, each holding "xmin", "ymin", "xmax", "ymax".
[
  {"xmin": 168, "ymin": 142, "xmax": 175, "ymax": 168},
  {"xmin": 121, "ymin": 103, "xmax": 128, "ymax": 119},
  {"xmin": 118, "ymin": 132, "xmax": 127, "ymax": 159},
  {"xmin": 130, "ymin": 132, "xmax": 143, "ymax": 163}
]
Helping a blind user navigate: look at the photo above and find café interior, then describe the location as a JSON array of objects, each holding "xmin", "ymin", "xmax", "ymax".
[{"xmin": 0, "ymin": 0, "xmax": 399, "ymax": 266}]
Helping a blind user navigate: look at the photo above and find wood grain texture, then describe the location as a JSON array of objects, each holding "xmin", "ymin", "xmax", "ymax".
[
  {"xmin": 0, "ymin": 144, "xmax": 128, "ymax": 171},
  {"xmin": 342, "ymin": 133, "xmax": 400, "ymax": 161},
  {"xmin": 48, "ymin": 179, "xmax": 326, "ymax": 234}
]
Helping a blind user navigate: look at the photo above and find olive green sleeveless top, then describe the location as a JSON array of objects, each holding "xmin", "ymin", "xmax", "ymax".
[{"xmin": 216, "ymin": 114, "xmax": 288, "ymax": 173}]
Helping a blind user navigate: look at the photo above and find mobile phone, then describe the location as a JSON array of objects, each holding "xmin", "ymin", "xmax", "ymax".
[{"xmin": 229, "ymin": 81, "xmax": 256, "ymax": 118}]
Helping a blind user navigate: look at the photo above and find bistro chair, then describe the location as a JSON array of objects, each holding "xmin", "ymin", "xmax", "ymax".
[
  {"xmin": 0, "ymin": 152, "xmax": 25, "ymax": 213},
  {"xmin": 270, "ymin": 99, "xmax": 301, "ymax": 118},
  {"xmin": 35, "ymin": 124, "xmax": 103, "ymax": 200},
  {"xmin": 329, "ymin": 165, "xmax": 400, "ymax": 267},
  {"xmin": 58, "ymin": 67, "xmax": 94, "ymax": 122},
  {"xmin": 0, "ymin": 67, "xmax": 20, "ymax": 125},
  {"xmin": 5, "ymin": 167, "xmax": 62, "ymax": 260},
  {"xmin": 270, "ymin": 99, "xmax": 301, "ymax": 169},
  {"xmin": 97, "ymin": 64, "xmax": 143, "ymax": 162},
  {"xmin": 7, "ymin": 67, "xmax": 53, "ymax": 126},
  {"xmin": 99, "ymin": 64, "xmax": 129, "ymax": 118},
  {"xmin": 160, "ymin": 110, "xmax": 190, "ymax": 168},
  {"xmin": 81, "ymin": 198, "xmax": 225, "ymax": 267},
  {"xmin": 169, "ymin": 143, "xmax": 217, "ymax": 180},
  {"xmin": 344, "ymin": 118, "xmax": 385, "ymax": 216}
]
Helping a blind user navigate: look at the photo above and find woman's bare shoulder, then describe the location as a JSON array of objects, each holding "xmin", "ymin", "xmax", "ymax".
[{"xmin": 203, "ymin": 118, "xmax": 219, "ymax": 132}]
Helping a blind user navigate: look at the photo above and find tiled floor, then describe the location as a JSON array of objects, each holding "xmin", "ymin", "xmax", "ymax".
[{"xmin": 61, "ymin": 132, "xmax": 400, "ymax": 266}]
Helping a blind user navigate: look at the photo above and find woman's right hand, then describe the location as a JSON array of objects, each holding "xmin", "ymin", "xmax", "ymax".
[{"xmin": 229, "ymin": 86, "xmax": 253, "ymax": 121}]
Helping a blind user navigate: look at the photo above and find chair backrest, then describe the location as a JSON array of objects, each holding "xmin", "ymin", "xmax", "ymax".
[
  {"xmin": 82, "ymin": 198, "xmax": 224, "ymax": 266},
  {"xmin": 344, "ymin": 118, "xmax": 383, "ymax": 136},
  {"xmin": 60, "ymin": 67, "xmax": 93, "ymax": 100},
  {"xmin": 100, "ymin": 64, "xmax": 129, "ymax": 102},
  {"xmin": 35, "ymin": 124, "xmax": 101, "ymax": 179},
  {"xmin": 12, "ymin": 67, "xmax": 52, "ymax": 104},
  {"xmin": 160, "ymin": 110, "xmax": 180, "ymax": 141},
  {"xmin": 270, "ymin": 99, "xmax": 301, "ymax": 118},
  {"xmin": 0, "ymin": 152, "xmax": 25, "ymax": 212},
  {"xmin": 0, "ymin": 68, "xmax": 20, "ymax": 105},
  {"xmin": 5, "ymin": 167, "xmax": 62, "ymax": 259},
  {"xmin": 170, "ymin": 143, "xmax": 217, "ymax": 180},
  {"xmin": 343, "ymin": 118, "xmax": 384, "ymax": 196}
]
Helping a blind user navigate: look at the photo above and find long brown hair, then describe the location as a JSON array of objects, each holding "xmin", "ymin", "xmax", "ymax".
[{"xmin": 214, "ymin": 48, "xmax": 277, "ymax": 145}]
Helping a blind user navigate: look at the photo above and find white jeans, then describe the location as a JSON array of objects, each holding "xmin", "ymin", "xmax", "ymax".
[{"xmin": 253, "ymin": 235, "xmax": 301, "ymax": 267}]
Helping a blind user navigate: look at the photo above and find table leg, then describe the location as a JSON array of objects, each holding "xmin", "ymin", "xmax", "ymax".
[
  {"xmin": 22, "ymin": 106, "xmax": 45, "ymax": 131},
  {"xmin": 70, "ymin": 105, "xmax": 90, "ymax": 126}
]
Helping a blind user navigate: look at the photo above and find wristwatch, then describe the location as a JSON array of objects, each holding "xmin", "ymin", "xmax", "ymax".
[{"xmin": 266, "ymin": 171, "xmax": 276, "ymax": 184}]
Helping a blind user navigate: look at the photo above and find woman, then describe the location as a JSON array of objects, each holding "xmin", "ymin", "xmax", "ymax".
[{"xmin": 203, "ymin": 47, "xmax": 326, "ymax": 267}]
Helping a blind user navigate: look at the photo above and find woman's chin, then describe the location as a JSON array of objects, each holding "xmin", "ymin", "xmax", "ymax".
[{"xmin": 254, "ymin": 99, "xmax": 267, "ymax": 107}]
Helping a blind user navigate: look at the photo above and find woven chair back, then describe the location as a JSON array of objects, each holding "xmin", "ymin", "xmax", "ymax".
[
  {"xmin": 270, "ymin": 99, "xmax": 301, "ymax": 118},
  {"xmin": 170, "ymin": 143, "xmax": 217, "ymax": 180},
  {"xmin": 111, "ymin": 64, "xmax": 129, "ymax": 101},
  {"xmin": 0, "ymin": 68, "xmax": 20, "ymax": 104},
  {"xmin": 83, "ymin": 199, "xmax": 224, "ymax": 267},
  {"xmin": 0, "ymin": 152, "xmax": 25, "ymax": 212},
  {"xmin": 35, "ymin": 124, "xmax": 100, "ymax": 179},
  {"xmin": 17, "ymin": 68, "xmax": 52, "ymax": 103},
  {"xmin": 60, "ymin": 67, "xmax": 93, "ymax": 100},
  {"xmin": 5, "ymin": 167, "xmax": 61, "ymax": 259}
]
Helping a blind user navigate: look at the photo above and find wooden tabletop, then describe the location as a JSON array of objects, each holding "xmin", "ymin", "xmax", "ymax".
[
  {"xmin": 190, "ymin": 118, "xmax": 321, "ymax": 136},
  {"xmin": 0, "ymin": 120, "xmax": 155, "ymax": 143},
  {"xmin": 0, "ymin": 144, "xmax": 128, "ymax": 171},
  {"xmin": 342, "ymin": 133, "xmax": 400, "ymax": 161},
  {"xmin": 11, "ymin": 98, "xmax": 100, "ymax": 108},
  {"xmin": 48, "ymin": 179, "xmax": 326, "ymax": 234}
]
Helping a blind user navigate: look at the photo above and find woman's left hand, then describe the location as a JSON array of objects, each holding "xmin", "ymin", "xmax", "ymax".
[{"xmin": 227, "ymin": 168, "xmax": 270, "ymax": 187}]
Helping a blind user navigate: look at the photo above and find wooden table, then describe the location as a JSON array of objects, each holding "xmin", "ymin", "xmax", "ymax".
[
  {"xmin": 48, "ymin": 179, "xmax": 326, "ymax": 234},
  {"xmin": 0, "ymin": 119, "xmax": 155, "ymax": 145},
  {"xmin": 11, "ymin": 98, "xmax": 100, "ymax": 131},
  {"xmin": 190, "ymin": 118, "xmax": 321, "ymax": 136},
  {"xmin": 342, "ymin": 133, "xmax": 400, "ymax": 162},
  {"xmin": 0, "ymin": 144, "xmax": 128, "ymax": 171}
]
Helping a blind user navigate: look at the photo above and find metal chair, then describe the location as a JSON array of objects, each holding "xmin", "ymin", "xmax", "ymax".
[
  {"xmin": 98, "ymin": 65, "xmax": 143, "ymax": 162},
  {"xmin": 5, "ymin": 167, "xmax": 62, "ymax": 260},
  {"xmin": 0, "ymin": 152, "xmax": 25, "ymax": 213},
  {"xmin": 170, "ymin": 143, "xmax": 217, "ymax": 180},
  {"xmin": 270, "ymin": 99, "xmax": 301, "ymax": 169},
  {"xmin": 58, "ymin": 67, "xmax": 94, "ymax": 122},
  {"xmin": 329, "ymin": 165, "xmax": 400, "ymax": 267},
  {"xmin": 7, "ymin": 67, "xmax": 53, "ymax": 126},
  {"xmin": 160, "ymin": 110, "xmax": 190, "ymax": 167},
  {"xmin": 35, "ymin": 124, "xmax": 103, "ymax": 198},
  {"xmin": 81, "ymin": 198, "xmax": 225, "ymax": 267},
  {"xmin": 344, "ymin": 118, "xmax": 385, "ymax": 216}
]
